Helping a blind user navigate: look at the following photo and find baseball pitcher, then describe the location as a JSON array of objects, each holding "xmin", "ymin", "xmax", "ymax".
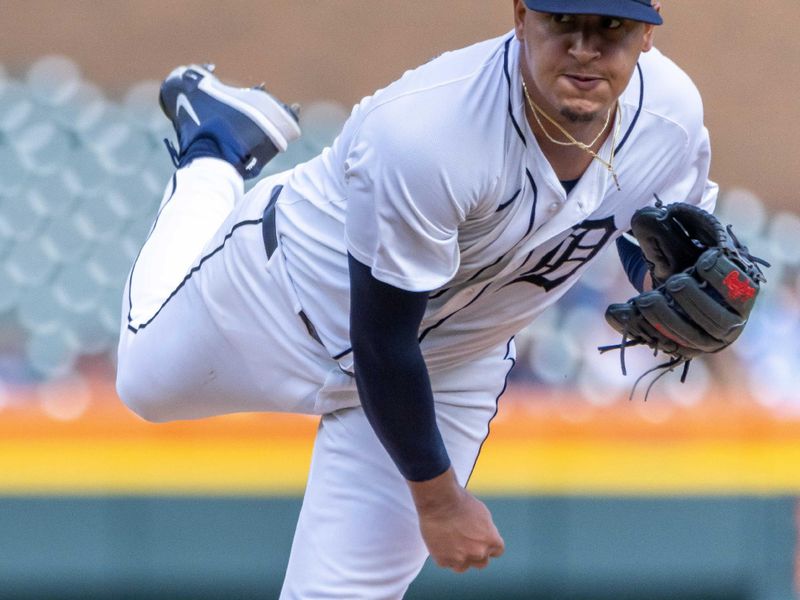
[{"xmin": 116, "ymin": 1, "xmax": 763, "ymax": 597}]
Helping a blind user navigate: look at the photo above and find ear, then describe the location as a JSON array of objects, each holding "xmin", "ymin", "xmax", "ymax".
[
  {"xmin": 641, "ymin": 1, "xmax": 661, "ymax": 52},
  {"xmin": 513, "ymin": 0, "xmax": 527, "ymax": 41}
]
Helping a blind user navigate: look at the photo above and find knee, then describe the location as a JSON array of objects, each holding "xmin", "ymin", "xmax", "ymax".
[{"xmin": 116, "ymin": 364, "xmax": 174, "ymax": 424}]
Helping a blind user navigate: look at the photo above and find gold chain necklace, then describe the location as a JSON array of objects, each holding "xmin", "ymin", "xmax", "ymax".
[{"xmin": 521, "ymin": 79, "xmax": 622, "ymax": 191}]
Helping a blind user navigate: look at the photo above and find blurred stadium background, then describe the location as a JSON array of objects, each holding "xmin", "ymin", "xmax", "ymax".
[{"xmin": 1, "ymin": 2, "xmax": 799, "ymax": 599}]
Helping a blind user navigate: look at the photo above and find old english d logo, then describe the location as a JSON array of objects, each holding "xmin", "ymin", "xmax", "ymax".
[
  {"xmin": 505, "ymin": 216, "xmax": 616, "ymax": 291},
  {"xmin": 722, "ymin": 270, "xmax": 756, "ymax": 302}
]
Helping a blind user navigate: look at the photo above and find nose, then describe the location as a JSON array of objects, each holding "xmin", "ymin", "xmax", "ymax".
[{"xmin": 567, "ymin": 31, "xmax": 602, "ymax": 64}]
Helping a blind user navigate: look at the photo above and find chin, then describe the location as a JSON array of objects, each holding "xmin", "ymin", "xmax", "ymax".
[
  {"xmin": 558, "ymin": 102, "xmax": 602, "ymax": 124},
  {"xmin": 556, "ymin": 85, "xmax": 612, "ymax": 123}
]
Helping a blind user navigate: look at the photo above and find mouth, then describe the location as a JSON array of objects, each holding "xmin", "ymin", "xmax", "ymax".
[{"xmin": 562, "ymin": 74, "xmax": 604, "ymax": 91}]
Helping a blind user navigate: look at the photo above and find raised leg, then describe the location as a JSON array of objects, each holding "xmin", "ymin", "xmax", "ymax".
[{"xmin": 115, "ymin": 65, "xmax": 319, "ymax": 422}]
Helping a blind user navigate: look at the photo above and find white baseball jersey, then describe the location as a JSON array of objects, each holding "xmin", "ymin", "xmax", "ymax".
[{"xmin": 273, "ymin": 32, "xmax": 717, "ymax": 373}]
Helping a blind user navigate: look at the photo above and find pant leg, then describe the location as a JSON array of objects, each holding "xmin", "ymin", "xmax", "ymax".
[
  {"xmin": 116, "ymin": 159, "xmax": 335, "ymax": 421},
  {"xmin": 126, "ymin": 158, "xmax": 243, "ymax": 329},
  {"xmin": 280, "ymin": 342, "xmax": 515, "ymax": 600}
]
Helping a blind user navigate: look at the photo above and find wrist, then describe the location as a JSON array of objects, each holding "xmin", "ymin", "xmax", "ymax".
[{"xmin": 408, "ymin": 466, "xmax": 462, "ymax": 514}]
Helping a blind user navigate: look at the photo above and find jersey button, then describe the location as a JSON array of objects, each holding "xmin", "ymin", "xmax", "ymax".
[{"xmin": 548, "ymin": 202, "xmax": 561, "ymax": 213}]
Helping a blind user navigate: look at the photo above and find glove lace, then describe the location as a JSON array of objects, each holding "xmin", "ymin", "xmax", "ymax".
[
  {"xmin": 632, "ymin": 356, "xmax": 691, "ymax": 401},
  {"xmin": 598, "ymin": 340, "xmax": 692, "ymax": 401},
  {"xmin": 725, "ymin": 224, "xmax": 770, "ymax": 281}
]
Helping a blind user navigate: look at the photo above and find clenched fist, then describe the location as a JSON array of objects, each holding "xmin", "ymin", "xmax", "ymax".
[{"xmin": 409, "ymin": 467, "xmax": 505, "ymax": 572}]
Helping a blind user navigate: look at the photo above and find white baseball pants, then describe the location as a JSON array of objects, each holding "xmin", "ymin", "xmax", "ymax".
[{"xmin": 116, "ymin": 158, "xmax": 515, "ymax": 599}]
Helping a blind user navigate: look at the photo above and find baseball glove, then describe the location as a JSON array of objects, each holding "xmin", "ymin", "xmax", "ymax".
[{"xmin": 600, "ymin": 200, "xmax": 768, "ymax": 396}]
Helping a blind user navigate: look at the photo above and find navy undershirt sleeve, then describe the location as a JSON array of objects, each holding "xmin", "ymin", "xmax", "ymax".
[
  {"xmin": 615, "ymin": 235, "xmax": 649, "ymax": 292},
  {"xmin": 348, "ymin": 253, "xmax": 451, "ymax": 482}
]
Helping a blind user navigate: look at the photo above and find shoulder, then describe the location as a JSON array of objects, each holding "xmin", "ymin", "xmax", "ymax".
[
  {"xmin": 629, "ymin": 47, "xmax": 706, "ymax": 138},
  {"xmin": 362, "ymin": 38, "xmax": 505, "ymax": 142},
  {"xmin": 345, "ymin": 35, "xmax": 513, "ymax": 198},
  {"xmin": 350, "ymin": 34, "xmax": 512, "ymax": 158}
]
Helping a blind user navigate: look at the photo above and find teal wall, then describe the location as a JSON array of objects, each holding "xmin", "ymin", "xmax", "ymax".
[{"xmin": 0, "ymin": 497, "xmax": 794, "ymax": 599}]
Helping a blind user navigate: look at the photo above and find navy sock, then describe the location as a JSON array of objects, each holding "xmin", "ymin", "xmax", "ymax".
[{"xmin": 178, "ymin": 136, "xmax": 225, "ymax": 169}]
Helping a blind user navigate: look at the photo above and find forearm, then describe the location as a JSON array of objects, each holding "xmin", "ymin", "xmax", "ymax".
[
  {"xmin": 352, "ymin": 331, "xmax": 451, "ymax": 482},
  {"xmin": 349, "ymin": 253, "xmax": 451, "ymax": 483}
]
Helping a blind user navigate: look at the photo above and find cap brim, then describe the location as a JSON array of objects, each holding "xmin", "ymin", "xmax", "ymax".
[{"xmin": 523, "ymin": 0, "xmax": 663, "ymax": 25}]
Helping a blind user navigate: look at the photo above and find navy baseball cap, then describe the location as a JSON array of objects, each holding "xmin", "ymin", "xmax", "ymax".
[{"xmin": 523, "ymin": 0, "xmax": 663, "ymax": 25}]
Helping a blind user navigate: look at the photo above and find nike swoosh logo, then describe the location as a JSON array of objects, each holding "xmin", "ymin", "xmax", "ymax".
[{"xmin": 176, "ymin": 93, "xmax": 200, "ymax": 126}]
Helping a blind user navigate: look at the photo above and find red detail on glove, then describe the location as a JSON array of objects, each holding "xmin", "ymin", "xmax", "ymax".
[
  {"xmin": 652, "ymin": 321, "xmax": 680, "ymax": 342},
  {"xmin": 722, "ymin": 271, "xmax": 756, "ymax": 302}
]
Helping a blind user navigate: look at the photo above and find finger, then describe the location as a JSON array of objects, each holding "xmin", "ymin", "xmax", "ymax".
[
  {"xmin": 437, "ymin": 556, "xmax": 462, "ymax": 571},
  {"xmin": 666, "ymin": 273, "xmax": 744, "ymax": 340},
  {"xmin": 433, "ymin": 554, "xmax": 458, "ymax": 570},
  {"xmin": 471, "ymin": 556, "xmax": 490, "ymax": 570},
  {"xmin": 489, "ymin": 531, "xmax": 505, "ymax": 555}
]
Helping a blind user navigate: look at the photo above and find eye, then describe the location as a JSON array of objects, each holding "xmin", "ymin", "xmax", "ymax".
[
  {"xmin": 602, "ymin": 17, "xmax": 623, "ymax": 29},
  {"xmin": 551, "ymin": 13, "xmax": 574, "ymax": 25}
]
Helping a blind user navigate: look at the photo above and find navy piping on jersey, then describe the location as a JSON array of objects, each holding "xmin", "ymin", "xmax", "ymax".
[
  {"xmin": 466, "ymin": 337, "xmax": 516, "ymax": 486},
  {"xmin": 126, "ymin": 172, "xmax": 177, "ymax": 327},
  {"xmin": 127, "ymin": 217, "xmax": 263, "ymax": 334},
  {"xmin": 475, "ymin": 169, "xmax": 538, "ymax": 274},
  {"xmin": 426, "ymin": 168, "xmax": 538, "ymax": 306},
  {"xmin": 417, "ymin": 282, "xmax": 491, "ymax": 343},
  {"xmin": 503, "ymin": 36, "xmax": 527, "ymax": 146},
  {"xmin": 496, "ymin": 188, "xmax": 521, "ymax": 212},
  {"xmin": 335, "ymin": 273, "xmax": 492, "ymax": 359},
  {"xmin": 465, "ymin": 254, "xmax": 504, "ymax": 284},
  {"xmin": 428, "ymin": 253, "xmax": 503, "ymax": 301},
  {"xmin": 523, "ymin": 169, "xmax": 538, "ymax": 237},
  {"xmin": 332, "ymin": 346, "xmax": 351, "ymax": 361},
  {"xmin": 614, "ymin": 62, "xmax": 644, "ymax": 155}
]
